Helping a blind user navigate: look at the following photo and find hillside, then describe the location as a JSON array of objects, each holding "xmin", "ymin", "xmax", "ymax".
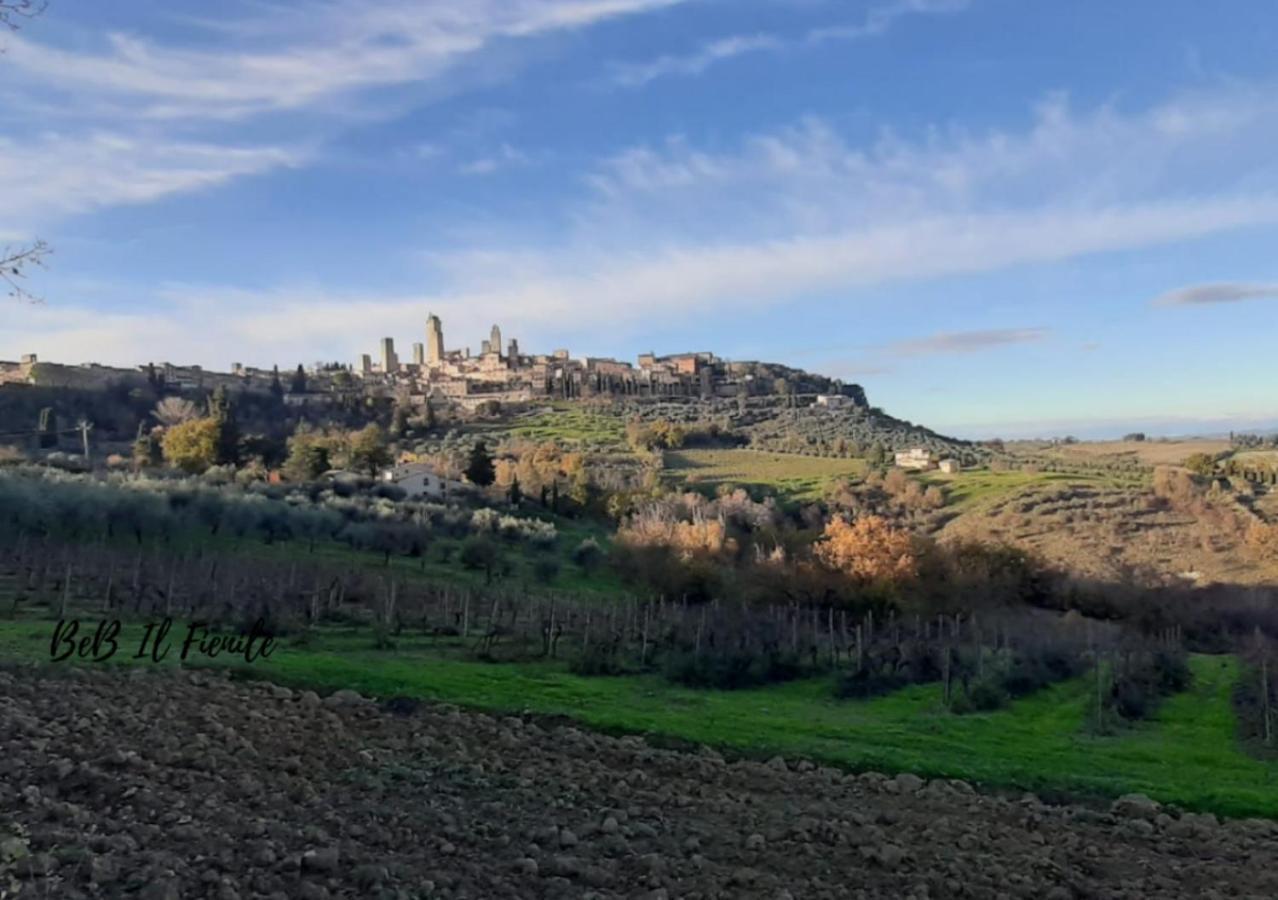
[{"xmin": 600, "ymin": 394, "xmax": 980, "ymax": 458}]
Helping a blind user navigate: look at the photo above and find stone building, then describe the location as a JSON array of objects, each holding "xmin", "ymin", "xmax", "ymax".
[
  {"xmin": 381, "ymin": 462, "xmax": 463, "ymax": 500},
  {"xmin": 895, "ymin": 448, "xmax": 935, "ymax": 470},
  {"xmin": 426, "ymin": 314, "xmax": 445, "ymax": 366},
  {"xmin": 380, "ymin": 338, "xmax": 398, "ymax": 375},
  {"xmin": 350, "ymin": 314, "xmax": 865, "ymax": 409}
]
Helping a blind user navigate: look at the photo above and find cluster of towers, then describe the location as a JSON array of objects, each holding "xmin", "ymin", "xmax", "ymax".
[{"xmin": 360, "ymin": 315, "xmax": 518, "ymax": 378}]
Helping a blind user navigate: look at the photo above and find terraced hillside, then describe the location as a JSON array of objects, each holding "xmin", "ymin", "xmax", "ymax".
[{"xmin": 940, "ymin": 479, "xmax": 1278, "ymax": 585}]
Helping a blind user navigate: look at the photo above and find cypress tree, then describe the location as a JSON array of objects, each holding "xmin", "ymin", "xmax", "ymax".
[{"xmin": 465, "ymin": 441, "xmax": 495, "ymax": 487}]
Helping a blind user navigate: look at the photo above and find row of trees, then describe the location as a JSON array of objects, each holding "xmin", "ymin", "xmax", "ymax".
[
  {"xmin": 0, "ymin": 465, "xmax": 562, "ymax": 561},
  {"xmin": 133, "ymin": 389, "xmax": 399, "ymax": 481}
]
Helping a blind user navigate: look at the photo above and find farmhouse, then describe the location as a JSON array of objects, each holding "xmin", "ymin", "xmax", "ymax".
[
  {"xmin": 938, "ymin": 458, "xmax": 961, "ymax": 474},
  {"xmin": 814, "ymin": 394, "xmax": 852, "ymax": 409},
  {"xmin": 381, "ymin": 463, "xmax": 462, "ymax": 500},
  {"xmin": 894, "ymin": 448, "xmax": 934, "ymax": 470}
]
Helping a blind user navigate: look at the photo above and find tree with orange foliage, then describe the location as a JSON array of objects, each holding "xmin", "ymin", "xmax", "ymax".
[{"xmin": 814, "ymin": 515, "xmax": 918, "ymax": 583}]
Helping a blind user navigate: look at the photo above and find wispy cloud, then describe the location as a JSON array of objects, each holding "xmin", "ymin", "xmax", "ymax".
[
  {"xmin": 807, "ymin": 0, "xmax": 971, "ymax": 43},
  {"xmin": 609, "ymin": 0, "xmax": 971, "ymax": 87},
  {"xmin": 0, "ymin": 133, "xmax": 301, "ymax": 227},
  {"xmin": 0, "ymin": 0, "xmax": 685, "ymax": 234},
  {"xmin": 888, "ymin": 327, "xmax": 1050, "ymax": 356},
  {"xmin": 1151, "ymin": 281, "xmax": 1278, "ymax": 306},
  {"xmin": 609, "ymin": 34, "xmax": 783, "ymax": 87},
  {"xmin": 458, "ymin": 143, "xmax": 533, "ymax": 176},
  {"xmin": 8, "ymin": 82, "xmax": 1278, "ymax": 372},
  {"xmin": 10, "ymin": 195, "xmax": 1275, "ymax": 370},
  {"xmin": 5, "ymin": 0, "xmax": 693, "ymax": 120}
]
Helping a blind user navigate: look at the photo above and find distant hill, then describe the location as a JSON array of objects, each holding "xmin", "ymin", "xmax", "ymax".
[{"xmin": 610, "ymin": 392, "xmax": 981, "ymax": 461}]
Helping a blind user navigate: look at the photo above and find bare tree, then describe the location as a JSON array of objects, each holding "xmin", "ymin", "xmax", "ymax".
[
  {"xmin": 153, "ymin": 397, "xmax": 200, "ymax": 428},
  {"xmin": 2, "ymin": 241, "xmax": 52, "ymax": 303}
]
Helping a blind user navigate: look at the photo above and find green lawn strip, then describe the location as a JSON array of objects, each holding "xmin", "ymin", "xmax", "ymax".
[
  {"xmin": 921, "ymin": 471, "xmax": 1108, "ymax": 513},
  {"xmin": 664, "ymin": 449, "xmax": 866, "ymax": 500},
  {"xmin": 5, "ymin": 612, "xmax": 1273, "ymax": 818},
  {"xmin": 497, "ymin": 406, "xmax": 628, "ymax": 447}
]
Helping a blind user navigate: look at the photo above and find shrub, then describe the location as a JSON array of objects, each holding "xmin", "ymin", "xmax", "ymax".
[
  {"xmin": 833, "ymin": 668, "xmax": 909, "ymax": 700},
  {"xmin": 459, "ymin": 536, "xmax": 500, "ymax": 581},
  {"xmin": 532, "ymin": 557, "xmax": 560, "ymax": 584},
  {"xmin": 569, "ymin": 646, "xmax": 627, "ymax": 677},
  {"xmin": 1105, "ymin": 647, "xmax": 1192, "ymax": 723},
  {"xmin": 470, "ymin": 508, "xmax": 499, "ymax": 533},
  {"xmin": 814, "ymin": 515, "xmax": 917, "ymax": 584},
  {"xmin": 572, "ymin": 537, "xmax": 603, "ymax": 571},
  {"xmin": 663, "ymin": 650, "xmax": 803, "ymax": 691},
  {"xmin": 161, "ymin": 418, "xmax": 221, "ymax": 473}
]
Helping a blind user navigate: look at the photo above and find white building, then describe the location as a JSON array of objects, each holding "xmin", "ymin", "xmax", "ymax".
[
  {"xmin": 381, "ymin": 463, "xmax": 463, "ymax": 500},
  {"xmin": 814, "ymin": 394, "xmax": 852, "ymax": 409},
  {"xmin": 938, "ymin": 458, "xmax": 961, "ymax": 474},
  {"xmin": 894, "ymin": 448, "xmax": 934, "ymax": 470}
]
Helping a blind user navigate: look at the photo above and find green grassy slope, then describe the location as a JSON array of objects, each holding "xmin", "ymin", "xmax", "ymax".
[
  {"xmin": 3, "ymin": 615, "xmax": 1273, "ymax": 818},
  {"xmin": 665, "ymin": 449, "xmax": 867, "ymax": 499}
]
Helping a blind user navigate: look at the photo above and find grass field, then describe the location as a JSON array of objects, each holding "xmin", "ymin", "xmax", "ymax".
[
  {"xmin": 1017, "ymin": 439, "xmax": 1232, "ymax": 468},
  {"xmin": 665, "ymin": 449, "xmax": 866, "ymax": 499},
  {"xmin": 4, "ymin": 610, "xmax": 1274, "ymax": 819},
  {"xmin": 920, "ymin": 469, "xmax": 1116, "ymax": 512},
  {"xmin": 500, "ymin": 405, "xmax": 628, "ymax": 447},
  {"xmin": 1232, "ymin": 449, "xmax": 1278, "ymax": 467}
]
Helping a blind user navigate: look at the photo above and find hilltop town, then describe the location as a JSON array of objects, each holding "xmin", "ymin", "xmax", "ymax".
[{"xmin": 1, "ymin": 313, "xmax": 866, "ymax": 413}]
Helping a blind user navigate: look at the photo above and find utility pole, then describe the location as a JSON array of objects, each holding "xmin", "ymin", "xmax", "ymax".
[{"xmin": 78, "ymin": 419, "xmax": 92, "ymax": 461}]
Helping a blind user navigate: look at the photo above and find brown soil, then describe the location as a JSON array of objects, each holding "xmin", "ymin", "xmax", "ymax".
[{"xmin": 3, "ymin": 666, "xmax": 1277, "ymax": 899}]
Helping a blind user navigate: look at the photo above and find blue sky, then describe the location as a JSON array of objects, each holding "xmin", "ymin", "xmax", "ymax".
[{"xmin": 3, "ymin": 0, "xmax": 1277, "ymax": 438}]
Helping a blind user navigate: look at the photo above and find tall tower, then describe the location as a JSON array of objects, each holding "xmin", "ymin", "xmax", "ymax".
[
  {"xmin": 412, "ymin": 342, "xmax": 425, "ymax": 366},
  {"xmin": 489, "ymin": 324, "xmax": 502, "ymax": 357},
  {"xmin": 426, "ymin": 314, "xmax": 444, "ymax": 366},
  {"xmin": 380, "ymin": 337, "xmax": 398, "ymax": 374}
]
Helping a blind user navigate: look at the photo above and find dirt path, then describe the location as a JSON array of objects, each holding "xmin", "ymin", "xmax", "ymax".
[{"xmin": 2, "ymin": 665, "xmax": 1276, "ymax": 899}]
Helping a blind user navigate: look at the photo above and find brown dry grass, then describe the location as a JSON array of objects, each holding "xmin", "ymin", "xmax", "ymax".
[
  {"xmin": 940, "ymin": 479, "xmax": 1278, "ymax": 587},
  {"xmin": 1029, "ymin": 439, "xmax": 1233, "ymax": 467}
]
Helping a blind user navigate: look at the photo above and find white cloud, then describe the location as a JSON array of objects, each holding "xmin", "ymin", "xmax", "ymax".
[
  {"xmin": 807, "ymin": 0, "xmax": 971, "ymax": 43},
  {"xmin": 458, "ymin": 143, "xmax": 533, "ymax": 176},
  {"xmin": 9, "ymin": 193, "xmax": 1275, "ymax": 371},
  {"xmin": 610, "ymin": 34, "xmax": 783, "ymax": 87},
  {"xmin": 5, "ymin": 0, "xmax": 691, "ymax": 120},
  {"xmin": 584, "ymin": 87, "xmax": 1278, "ymax": 237},
  {"xmin": 609, "ymin": 0, "xmax": 970, "ymax": 88},
  {"xmin": 0, "ymin": 132, "xmax": 301, "ymax": 226},
  {"xmin": 888, "ymin": 328, "xmax": 1050, "ymax": 356},
  {"xmin": 0, "ymin": 0, "xmax": 684, "ymax": 233},
  {"xmin": 9, "ymin": 82, "xmax": 1278, "ymax": 373},
  {"xmin": 1152, "ymin": 282, "xmax": 1278, "ymax": 306}
]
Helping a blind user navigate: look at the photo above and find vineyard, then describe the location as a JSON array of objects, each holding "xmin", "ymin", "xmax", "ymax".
[{"xmin": 4, "ymin": 523, "xmax": 1277, "ymax": 818}]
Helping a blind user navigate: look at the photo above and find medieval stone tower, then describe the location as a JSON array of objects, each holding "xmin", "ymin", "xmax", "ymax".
[
  {"xmin": 489, "ymin": 324, "xmax": 503, "ymax": 357},
  {"xmin": 426, "ymin": 314, "xmax": 445, "ymax": 366},
  {"xmin": 380, "ymin": 337, "xmax": 398, "ymax": 374}
]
